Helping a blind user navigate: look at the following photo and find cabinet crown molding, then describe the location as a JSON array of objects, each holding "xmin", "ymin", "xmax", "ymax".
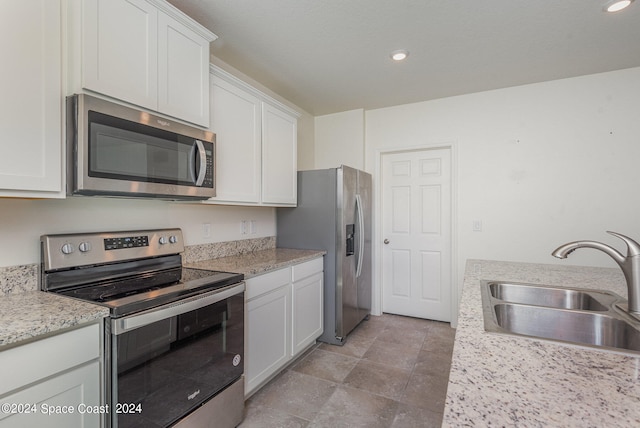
[
  {"xmin": 149, "ymin": 0, "xmax": 217, "ymax": 42},
  {"xmin": 210, "ymin": 64, "xmax": 301, "ymax": 118}
]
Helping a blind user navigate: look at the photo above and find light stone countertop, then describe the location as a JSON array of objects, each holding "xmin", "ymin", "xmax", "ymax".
[
  {"xmin": 443, "ymin": 259, "xmax": 640, "ymax": 427},
  {"xmin": 0, "ymin": 291, "xmax": 108, "ymax": 348},
  {"xmin": 0, "ymin": 247, "xmax": 322, "ymax": 350},
  {"xmin": 185, "ymin": 248, "xmax": 326, "ymax": 278}
]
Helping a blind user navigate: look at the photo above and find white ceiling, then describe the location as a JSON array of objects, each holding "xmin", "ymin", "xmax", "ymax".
[{"xmin": 168, "ymin": 0, "xmax": 640, "ymax": 116}]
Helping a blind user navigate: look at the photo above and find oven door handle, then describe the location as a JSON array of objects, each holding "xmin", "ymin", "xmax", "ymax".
[{"xmin": 112, "ymin": 282, "xmax": 245, "ymax": 335}]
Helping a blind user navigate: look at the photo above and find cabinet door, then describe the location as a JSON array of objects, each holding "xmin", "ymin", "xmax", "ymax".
[
  {"xmin": 82, "ymin": 0, "xmax": 158, "ymax": 110},
  {"xmin": 246, "ymin": 285, "xmax": 290, "ymax": 396},
  {"xmin": 0, "ymin": 0, "xmax": 62, "ymax": 195},
  {"xmin": 261, "ymin": 103, "xmax": 298, "ymax": 205},
  {"xmin": 0, "ymin": 361, "xmax": 101, "ymax": 428},
  {"xmin": 158, "ymin": 11, "xmax": 210, "ymax": 127},
  {"xmin": 292, "ymin": 272, "xmax": 324, "ymax": 355},
  {"xmin": 209, "ymin": 76, "xmax": 262, "ymax": 203},
  {"xmin": 0, "ymin": 324, "xmax": 100, "ymax": 396}
]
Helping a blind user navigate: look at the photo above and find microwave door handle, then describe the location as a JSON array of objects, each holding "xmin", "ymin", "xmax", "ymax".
[{"xmin": 193, "ymin": 140, "xmax": 207, "ymax": 186}]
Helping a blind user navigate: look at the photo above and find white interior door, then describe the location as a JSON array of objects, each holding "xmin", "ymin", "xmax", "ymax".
[{"xmin": 381, "ymin": 147, "xmax": 452, "ymax": 321}]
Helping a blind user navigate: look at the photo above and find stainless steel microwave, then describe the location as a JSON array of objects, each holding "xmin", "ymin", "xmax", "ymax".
[{"xmin": 66, "ymin": 94, "xmax": 215, "ymax": 200}]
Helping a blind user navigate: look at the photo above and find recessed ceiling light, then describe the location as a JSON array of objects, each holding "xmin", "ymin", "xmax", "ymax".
[
  {"xmin": 603, "ymin": 0, "xmax": 634, "ymax": 12},
  {"xmin": 390, "ymin": 50, "xmax": 409, "ymax": 61}
]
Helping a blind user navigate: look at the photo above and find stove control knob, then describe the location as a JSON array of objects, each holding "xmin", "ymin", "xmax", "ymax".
[
  {"xmin": 169, "ymin": 235, "xmax": 178, "ymax": 244},
  {"xmin": 159, "ymin": 236, "xmax": 168, "ymax": 245},
  {"xmin": 79, "ymin": 242, "xmax": 92, "ymax": 253},
  {"xmin": 61, "ymin": 243, "xmax": 75, "ymax": 255}
]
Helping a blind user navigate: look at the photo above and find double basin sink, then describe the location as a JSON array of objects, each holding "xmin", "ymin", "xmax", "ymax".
[{"xmin": 481, "ymin": 281, "xmax": 640, "ymax": 353}]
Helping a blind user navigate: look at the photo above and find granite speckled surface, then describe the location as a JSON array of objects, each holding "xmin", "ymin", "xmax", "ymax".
[
  {"xmin": 0, "ymin": 239, "xmax": 318, "ymax": 351},
  {"xmin": 186, "ymin": 248, "xmax": 325, "ymax": 278},
  {"xmin": 443, "ymin": 259, "xmax": 640, "ymax": 427},
  {"xmin": 184, "ymin": 236, "xmax": 276, "ymax": 263},
  {"xmin": 0, "ymin": 291, "xmax": 108, "ymax": 348},
  {"xmin": 0, "ymin": 264, "xmax": 38, "ymax": 294}
]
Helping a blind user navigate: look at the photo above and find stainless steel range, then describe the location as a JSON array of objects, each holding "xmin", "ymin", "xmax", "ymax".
[{"xmin": 40, "ymin": 229, "xmax": 245, "ymax": 428}]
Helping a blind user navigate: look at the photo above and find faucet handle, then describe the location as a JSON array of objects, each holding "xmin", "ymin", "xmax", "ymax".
[{"xmin": 607, "ymin": 231, "xmax": 640, "ymax": 257}]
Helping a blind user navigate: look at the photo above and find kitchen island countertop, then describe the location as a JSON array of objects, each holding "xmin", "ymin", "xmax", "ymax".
[
  {"xmin": 443, "ymin": 259, "xmax": 640, "ymax": 427},
  {"xmin": 186, "ymin": 247, "xmax": 325, "ymax": 278},
  {"xmin": 0, "ymin": 291, "xmax": 108, "ymax": 348}
]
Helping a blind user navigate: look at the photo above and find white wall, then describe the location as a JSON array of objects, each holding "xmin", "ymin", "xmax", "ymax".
[
  {"xmin": 314, "ymin": 109, "xmax": 365, "ymax": 170},
  {"xmin": 363, "ymin": 67, "xmax": 640, "ymax": 316},
  {"xmin": 314, "ymin": 67, "xmax": 640, "ymax": 318},
  {"xmin": 0, "ymin": 197, "xmax": 275, "ymax": 267},
  {"xmin": 297, "ymin": 112, "xmax": 315, "ymax": 170}
]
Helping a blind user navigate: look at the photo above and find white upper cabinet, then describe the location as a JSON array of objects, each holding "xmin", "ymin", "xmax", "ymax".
[
  {"xmin": 81, "ymin": 0, "xmax": 158, "ymax": 109},
  {"xmin": 262, "ymin": 103, "xmax": 298, "ymax": 205},
  {"xmin": 208, "ymin": 65, "xmax": 299, "ymax": 206},
  {"xmin": 69, "ymin": 0, "xmax": 216, "ymax": 127},
  {"xmin": 209, "ymin": 74, "xmax": 262, "ymax": 203},
  {"xmin": 0, "ymin": 0, "xmax": 63, "ymax": 197},
  {"xmin": 157, "ymin": 10, "xmax": 211, "ymax": 125}
]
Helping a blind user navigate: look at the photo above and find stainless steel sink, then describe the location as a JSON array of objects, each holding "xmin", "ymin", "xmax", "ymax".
[
  {"xmin": 482, "ymin": 281, "xmax": 640, "ymax": 353},
  {"xmin": 493, "ymin": 303, "xmax": 640, "ymax": 352},
  {"xmin": 488, "ymin": 282, "xmax": 610, "ymax": 311}
]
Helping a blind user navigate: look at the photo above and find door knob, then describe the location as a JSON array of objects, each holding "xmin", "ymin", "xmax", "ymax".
[{"xmin": 384, "ymin": 239, "xmax": 390, "ymax": 244}]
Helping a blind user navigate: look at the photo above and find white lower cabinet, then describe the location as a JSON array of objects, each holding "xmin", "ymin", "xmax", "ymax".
[
  {"xmin": 0, "ymin": 323, "xmax": 102, "ymax": 428},
  {"xmin": 246, "ymin": 281, "xmax": 290, "ymax": 395},
  {"xmin": 245, "ymin": 257, "xmax": 323, "ymax": 397},
  {"xmin": 0, "ymin": 361, "xmax": 100, "ymax": 428},
  {"xmin": 291, "ymin": 270, "xmax": 323, "ymax": 356}
]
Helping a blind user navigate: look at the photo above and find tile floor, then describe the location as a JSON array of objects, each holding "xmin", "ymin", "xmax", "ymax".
[{"xmin": 239, "ymin": 313, "xmax": 456, "ymax": 428}]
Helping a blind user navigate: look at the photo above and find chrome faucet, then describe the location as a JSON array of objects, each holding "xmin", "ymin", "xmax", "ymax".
[{"xmin": 552, "ymin": 231, "xmax": 640, "ymax": 314}]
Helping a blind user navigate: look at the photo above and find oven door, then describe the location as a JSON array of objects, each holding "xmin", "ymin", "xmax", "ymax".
[{"xmin": 108, "ymin": 283, "xmax": 244, "ymax": 428}]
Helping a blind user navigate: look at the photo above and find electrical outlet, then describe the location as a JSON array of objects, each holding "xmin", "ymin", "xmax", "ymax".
[
  {"xmin": 240, "ymin": 220, "xmax": 248, "ymax": 235},
  {"xmin": 202, "ymin": 223, "xmax": 211, "ymax": 239},
  {"xmin": 250, "ymin": 220, "xmax": 256, "ymax": 234},
  {"xmin": 474, "ymin": 263, "xmax": 482, "ymax": 275}
]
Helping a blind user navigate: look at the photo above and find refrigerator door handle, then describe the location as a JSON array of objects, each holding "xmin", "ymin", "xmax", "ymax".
[{"xmin": 355, "ymin": 194, "xmax": 365, "ymax": 278}]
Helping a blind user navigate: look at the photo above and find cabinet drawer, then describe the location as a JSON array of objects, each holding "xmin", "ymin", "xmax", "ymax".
[
  {"xmin": 292, "ymin": 257, "xmax": 324, "ymax": 282},
  {"xmin": 245, "ymin": 268, "xmax": 291, "ymax": 300},
  {"xmin": 0, "ymin": 323, "xmax": 100, "ymax": 396}
]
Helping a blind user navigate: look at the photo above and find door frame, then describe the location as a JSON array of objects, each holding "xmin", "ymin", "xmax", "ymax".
[{"xmin": 373, "ymin": 142, "xmax": 459, "ymax": 327}]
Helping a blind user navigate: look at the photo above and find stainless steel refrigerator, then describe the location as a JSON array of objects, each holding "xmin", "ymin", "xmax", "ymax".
[{"xmin": 277, "ymin": 165, "xmax": 372, "ymax": 345}]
